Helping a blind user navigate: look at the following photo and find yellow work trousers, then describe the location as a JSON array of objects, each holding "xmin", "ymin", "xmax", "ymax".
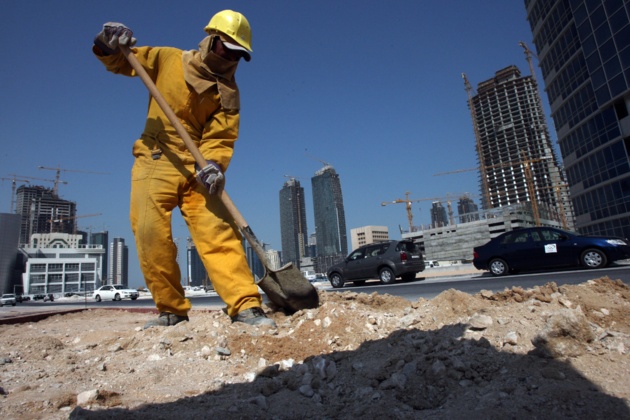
[{"xmin": 129, "ymin": 153, "xmax": 262, "ymax": 317}]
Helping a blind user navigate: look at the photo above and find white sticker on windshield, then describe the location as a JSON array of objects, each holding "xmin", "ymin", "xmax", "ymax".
[{"xmin": 545, "ymin": 244, "xmax": 557, "ymax": 253}]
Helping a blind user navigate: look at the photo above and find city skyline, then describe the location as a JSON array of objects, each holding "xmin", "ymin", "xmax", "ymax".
[{"xmin": 0, "ymin": 2, "xmax": 585, "ymax": 286}]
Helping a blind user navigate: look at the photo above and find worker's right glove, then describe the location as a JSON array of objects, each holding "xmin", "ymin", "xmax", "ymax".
[
  {"xmin": 195, "ymin": 160, "xmax": 225, "ymax": 195},
  {"xmin": 94, "ymin": 22, "xmax": 137, "ymax": 55}
]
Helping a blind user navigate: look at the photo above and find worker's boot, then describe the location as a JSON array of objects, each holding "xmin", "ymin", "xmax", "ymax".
[
  {"xmin": 231, "ymin": 307, "xmax": 276, "ymax": 328},
  {"xmin": 144, "ymin": 312, "xmax": 189, "ymax": 329}
]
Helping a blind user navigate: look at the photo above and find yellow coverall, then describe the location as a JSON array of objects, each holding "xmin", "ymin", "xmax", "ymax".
[{"xmin": 95, "ymin": 46, "xmax": 262, "ymax": 317}]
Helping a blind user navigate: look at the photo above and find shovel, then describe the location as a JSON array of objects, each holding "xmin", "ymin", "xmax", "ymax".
[{"xmin": 119, "ymin": 45, "xmax": 319, "ymax": 313}]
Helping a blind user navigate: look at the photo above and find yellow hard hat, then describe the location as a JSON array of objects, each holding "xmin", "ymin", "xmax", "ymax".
[{"xmin": 205, "ymin": 10, "xmax": 252, "ymax": 53}]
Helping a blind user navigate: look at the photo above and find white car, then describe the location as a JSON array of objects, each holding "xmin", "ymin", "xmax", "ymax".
[
  {"xmin": 93, "ymin": 285, "xmax": 139, "ymax": 302},
  {"xmin": 1, "ymin": 294, "xmax": 17, "ymax": 306}
]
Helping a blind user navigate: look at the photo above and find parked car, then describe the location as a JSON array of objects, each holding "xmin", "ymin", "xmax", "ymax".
[
  {"xmin": 32, "ymin": 294, "xmax": 46, "ymax": 301},
  {"xmin": 1, "ymin": 293, "xmax": 17, "ymax": 307},
  {"xmin": 473, "ymin": 226, "xmax": 630, "ymax": 276},
  {"xmin": 93, "ymin": 285, "xmax": 139, "ymax": 302},
  {"xmin": 327, "ymin": 240, "xmax": 425, "ymax": 288}
]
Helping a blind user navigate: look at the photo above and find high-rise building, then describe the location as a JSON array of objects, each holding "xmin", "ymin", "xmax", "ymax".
[
  {"xmin": 279, "ymin": 178, "xmax": 308, "ymax": 268},
  {"xmin": 90, "ymin": 231, "xmax": 109, "ymax": 282},
  {"xmin": 524, "ymin": 0, "xmax": 630, "ymax": 238},
  {"xmin": 0, "ymin": 213, "xmax": 21, "ymax": 294},
  {"xmin": 458, "ymin": 195, "xmax": 480, "ymax": 223},
  {"xmin": 430, "ymin": 202, "xmax": 449, "ymax": 228},
  {"xmin": 311, "ymin": 165, "xmax": 347, "ymax": 272},
  {"xmin": 350, "ymin": 226, "xmax": 390, "ymax": 250},
  {"xmin": 109, "ymin": 237, "xmax": 128, "ymax": 287},
  {"xmin": 467, "ymin": 65, "xmax": 573, "ymax": 229},
  {"xmin": 15, "ymin": 185, "xmax": 77, "ymax": 246}
]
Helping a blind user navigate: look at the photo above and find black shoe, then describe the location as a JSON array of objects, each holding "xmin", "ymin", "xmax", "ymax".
[
  {"xmin": 144, "ymin": 312, "xmax": 189, "ymax": 329},
  {"xmin": 231, "ymin": 307, "xmax": 276, "ymax": 327}
]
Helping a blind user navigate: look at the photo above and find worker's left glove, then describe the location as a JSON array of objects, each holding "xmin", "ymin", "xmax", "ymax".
[
  {"xmin": 195, "ymin": 160, "xmax": 225, "ymax": 195},
  {"xmin": 94, "ymin": 22, "xmax": 137, "ymax": 55}
]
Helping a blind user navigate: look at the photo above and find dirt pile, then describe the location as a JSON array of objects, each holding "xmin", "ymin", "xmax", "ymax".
[{"xmin": 1, "ymin": 277, "xmax": 629, "ymax": 419}]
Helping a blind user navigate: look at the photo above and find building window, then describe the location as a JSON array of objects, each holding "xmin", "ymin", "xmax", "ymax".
[{"xmin": 48, "ymin": 264, "xmax": 63, "ymax": 272}]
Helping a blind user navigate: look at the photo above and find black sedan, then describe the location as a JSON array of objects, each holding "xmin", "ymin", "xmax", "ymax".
[{"xmin": 473, "ymin": 226, "xmax": 630, "ymax": 276}]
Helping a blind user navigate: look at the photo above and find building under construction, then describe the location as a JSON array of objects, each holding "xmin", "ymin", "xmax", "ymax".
[
  {"xmin": 15, "ymin": 185, "xmax": 77, "ymax": 246},
  {"xmin": 465, "ymin": 65, "xmax": 574, "ymax": 230}
]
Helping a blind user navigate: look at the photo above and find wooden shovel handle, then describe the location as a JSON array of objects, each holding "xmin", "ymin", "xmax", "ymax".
[{"xmin": 119, "ymin": 45, "xmax": 248, "ymax": 230}]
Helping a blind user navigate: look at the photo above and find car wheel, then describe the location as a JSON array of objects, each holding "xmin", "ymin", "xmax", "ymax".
[
  {"xmin": 95, "ymin": 295, "xmax": 101, "ymax": 302},
  {"xmin": 379, "ymin": 267, "xmax": 395, "ymax": 284},
  {"xmin": 329, "ymin": 273, "xmax": 345, "ymax": 288},
  {"xmin": 489, "ymin": 258, "xmax": 509, "ymax": 276},
  {"xmin": 131, "ymin": 297, "xmax": 138, "ymax": 300},
  {"xmin": 114, "ymin": 293, "xmax": 121, "ymax": 301},
  {"xmin": 581, "ymin": 248, "xmax": 607, "ymax": 269}
]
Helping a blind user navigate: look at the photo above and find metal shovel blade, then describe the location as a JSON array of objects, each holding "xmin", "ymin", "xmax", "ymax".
[
  {"xmin": 257, "ymin": 263, "xmax": 320, "ymax": 313},
  {"xmin": 240, "ymin": 226, "xmax": 318, "ymax": 313}
]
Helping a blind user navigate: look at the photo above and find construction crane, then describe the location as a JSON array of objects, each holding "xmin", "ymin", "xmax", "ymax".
[
  {"xmin": 1, "ymin": 176, "xmax": 30, "ymax": 213},
  {"xmin": 381, "ymin": 192, "xmax": 423, "ymax": 233},
  {"xmin": 38, "ymin": 166, "xmax": 108, "ymax": 196},
  {"xmin": 381, "ymin": 192, "xmax": 470, "ymax": 232},
  {"xmin": 304, "ymin": 151, "xmax": 332, "ymax": 169},
  {"xmin": 10, "ymin": 173, "xmax": 67, "ymax": 195},
  {"xmin": 48, "ymin": 213, "xmax": 102, "ymax": 234}
]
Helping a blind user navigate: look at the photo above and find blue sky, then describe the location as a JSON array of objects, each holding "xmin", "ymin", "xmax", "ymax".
[{"xmin": 1, "ymin": 1, "xmax": 552, "ymax": 287}]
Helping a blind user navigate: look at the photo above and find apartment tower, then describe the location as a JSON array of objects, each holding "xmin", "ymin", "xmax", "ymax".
[
  {"xmin": 525, "ymin": 0, "xmax": 630, "ymax": 237},
  {"xmin": 311, "ymin": 165, "xmax": 347, "ymax": 271},
  {"xmin": 279, "ymin": 177, "xmax": 308, "ymax": 268},
  {"xmin": 109, "ymin": 237, "xmax": 128, "ymax": 287}
]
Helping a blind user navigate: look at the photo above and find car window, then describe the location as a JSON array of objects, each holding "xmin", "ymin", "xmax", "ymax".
[
  {"xmin": 539, "ymin": 229, "xmax": 564, "ymax": 241},
  {"xmin": 500, "ymin": 231, "xmax": 530, "ymax": 244},
  {"xmin": 365, "ymin": 245, "xmax": 383, "ymax": 257},
  {"xmin": 399, "ymin": 242, "xmax": 420, "ymax": 253},
  {"xmin": 348, "ymin": 249, "xmax": 365, "ymax": 260}
]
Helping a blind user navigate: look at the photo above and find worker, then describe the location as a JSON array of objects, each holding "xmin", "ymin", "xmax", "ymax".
[{"xmin": 92, "ymin": 10, "xmax": 276, "ymax": 328}]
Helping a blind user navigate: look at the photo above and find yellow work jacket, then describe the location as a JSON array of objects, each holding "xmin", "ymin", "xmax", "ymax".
[{"xmin": 95, "ymin": 46, "xmax": 239, "ymax": 171}]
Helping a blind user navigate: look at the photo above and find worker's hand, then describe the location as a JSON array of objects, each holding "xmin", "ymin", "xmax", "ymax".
[
  {"xmin": 195, "ymin": 160, "xmax": 225, "ymax": 195},
  {"xmin": 94, "ymin": 22, "xmax": 137, "ymax": 55}
]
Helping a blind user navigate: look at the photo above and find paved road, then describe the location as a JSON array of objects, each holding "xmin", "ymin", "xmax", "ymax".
[{"xmin": 2, "ymin": 263, "xmax": 629, "ymax": 324}]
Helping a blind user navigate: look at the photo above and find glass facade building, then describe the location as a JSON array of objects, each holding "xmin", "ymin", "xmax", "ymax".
[
  {"xmin": 279, "ymin": 178, "xmax": 308, "ymax": 268},
  {"xmin": 311, "ymin": 165, "xmax": 348, "ymax": 262},
  {"xmin": 525, "ymin": 0, "xmax": 630, "ymax": 237},
  {"xmin": 109, "ymin": 237, "xmax": 128, "ymax": 287}
]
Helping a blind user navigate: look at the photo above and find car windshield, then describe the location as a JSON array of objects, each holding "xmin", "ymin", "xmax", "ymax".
[{"xmin": 396, "ymin": 242, "xmax": 419, "ymax": 253}]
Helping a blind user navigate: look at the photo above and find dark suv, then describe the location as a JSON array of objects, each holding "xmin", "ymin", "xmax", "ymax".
[{"xmin": 327, "ymin": 240, "xmax": 425, "ymax": 288}]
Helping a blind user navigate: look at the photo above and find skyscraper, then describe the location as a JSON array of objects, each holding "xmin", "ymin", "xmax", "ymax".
[
  {"xmin": 430, "ymin": 202, "xmax": 449, "ymax": 228},
  {"xmin": 457, "ymin": 195, "xmax": 480, "ymax": 223},
  {"xmin": 90, "ymin": 231, "xmax": 109, "ymax": 282},
  {"xmin": 109, "ymin": 237, "xmax": 128, "ymax": 287},
  {"xmin": 525, "ymin": 0, "xmax": 630, "ymax": 238},
  {"xmin": 466, "ymin": 65, "xmax": 573, "ymax": 228},
  {"xmin": 279, "ymin": 178, "xmax": 308, "ymax": 268},
  {"xmin": 15, "ymin": 185, "xmax": 77, "ymax": 246},
  {"xmin": 311, "ymin": 165, "xmax": 347, "ymax": 270}
]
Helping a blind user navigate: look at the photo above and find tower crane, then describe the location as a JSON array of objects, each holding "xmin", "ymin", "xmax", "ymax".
[
  {"xmin": 1, "ymin": 176, "xmax": 30, "ymax": 213},
  {"xmin": 10, "ymin": 173, "xmax": 67, "ymax": 195},
  {"xmin": 304, "ymin": 151, "xmax": 332, "ymax": 168},
  {"xmin": 38, "ymin": 166, "xmax": 108, "ymax": 196},
  {"xmin": 381, "ymin": 192, "xmax": 422, "ymax": 233},
  {"xmin": 48, "ymin": 213, "xmax": 102, "ymax": 234}
]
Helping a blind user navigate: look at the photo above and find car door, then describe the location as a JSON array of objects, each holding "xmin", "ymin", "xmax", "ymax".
[
  {"xmin": 344, "ymin": 248, "xmax": 367, "ymax": 280},
  {"xmin": 498, "ymin": 230, "xmax": 535, "ymax": 269},
  {"xmin": 529, "ymin": 228, "xmax": 576, "ymax": 267},
  {"xmin": 101, "ymin": 285, "xmax": 113, "ymax": 299},
  {"xmin": 362, "ymin": 244, "xmax": 386, "ymax": 278}
]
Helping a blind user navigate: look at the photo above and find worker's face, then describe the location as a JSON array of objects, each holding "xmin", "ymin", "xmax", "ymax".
[{"xmin": 211, "ymin": 37, "xmax": 244, "ymax": 62}]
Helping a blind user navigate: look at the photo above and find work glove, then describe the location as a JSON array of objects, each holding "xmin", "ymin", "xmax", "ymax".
[
  {"xmin": 94, "ymin": 22, "xmax": 137, "ymax": 55},
  {"xmin": 195, "ymin": 160, "xmax": 225, "ymax": 195}
]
